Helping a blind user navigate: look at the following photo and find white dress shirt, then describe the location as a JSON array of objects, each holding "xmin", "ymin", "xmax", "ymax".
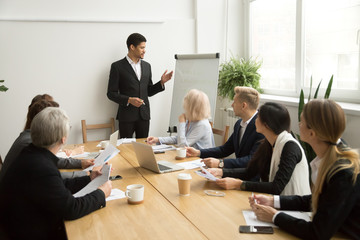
[
  {"xmin": 126, "ymin": 55, "xmax": 141, "ymax": 80},
  {"xmin": 239, "ymin": 111, "xmax": 258, "ymax": 145}
]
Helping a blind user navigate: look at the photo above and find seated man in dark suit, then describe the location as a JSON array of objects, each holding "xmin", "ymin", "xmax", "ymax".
[
  {"xmin": 0, "ymin": 107, "xmax": 112, "ymax": 240},
  {"xmin": 186, "ymin": 86, "xmax": 264, "ymax": 169}
]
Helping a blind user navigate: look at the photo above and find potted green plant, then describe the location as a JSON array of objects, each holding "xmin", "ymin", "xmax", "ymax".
[
  {"xmin": 295, "ymin": 75, "xmax": 333, "ymax": 162},
  {"xmin": 0, "ymin": 80, "xmax": 8, "ymax": 92},
  {"xmin": 217, "ymin": 56, "xmax": 263, "ymax": 100}
]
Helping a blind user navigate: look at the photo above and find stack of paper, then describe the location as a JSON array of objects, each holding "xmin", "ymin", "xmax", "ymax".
[
  {"xmin": 152, "ymin": 144, "xmax": 176, "ymax": 153},
  {"xmin": 176, "ymin": 159, "xmax": 204, "ymax": 169},
  {"xmin": 73, "ymin": 164, "xmax": 112, "ymax": 198},
  {"xmin": 83, "ymin": 144, "xmax": 119, "ymax": 171}
]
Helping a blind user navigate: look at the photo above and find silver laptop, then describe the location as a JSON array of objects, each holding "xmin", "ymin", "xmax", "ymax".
[{"xmin": 132, "ymin": 142, "xmax": 184, "ymax": 173}]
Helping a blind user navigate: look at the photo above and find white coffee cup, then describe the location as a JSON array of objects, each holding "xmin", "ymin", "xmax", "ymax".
[
  {"xmin": 100, "ymin": 140, "xmax": 109, "ymax": 149},
  {"xmin": 176, "ymin": 148, "xmax": 186, "ymax": 159},
  {"xmin": 126, "ymin": 184, "xmax": 144, "ymax": 204},
  {"xmin": 177, "ymin": 173, "xmax": 192, "ymax": 196}
]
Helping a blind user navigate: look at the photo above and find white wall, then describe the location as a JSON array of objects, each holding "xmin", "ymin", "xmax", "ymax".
[
  {"xmin": 1, "ymin": 0, "xmax": 359, "ymax": 158},
  {"xmin": 0, "ymin": 0, "xmax": 195, "ymax": 157}
]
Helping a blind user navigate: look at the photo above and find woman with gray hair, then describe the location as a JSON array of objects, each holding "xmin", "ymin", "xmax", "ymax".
[{"xmin": 0, "ymin": 107, "xmax": 112, "ymax": 239}]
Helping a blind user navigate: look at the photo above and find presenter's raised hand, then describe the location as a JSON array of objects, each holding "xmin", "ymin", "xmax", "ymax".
[
  {"xmin": 146, "ymin": 136, "xmax": 159, "ymax": 145},
  {"xmin": 98, "ymin": 180, "xmax": 112, "ymax": 198},
  {"xmin": 160, "ymin": 70, "xmax": 173, "ymax": 85},
  {"xmin": 128, "ymin": 97, "xmax": 144, "ymax": 107},
  {"xmin": 201, "ymin": 157, "xmax": 220, "ymax": 168},
  {"xmin": 186, "ymin": 147, "xmax": 200, "ymax": 157}
]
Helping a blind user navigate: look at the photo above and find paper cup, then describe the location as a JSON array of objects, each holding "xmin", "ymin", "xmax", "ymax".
[{"xmin": 177, "ymin": 173, "xmax": 192, "ymax": 196}]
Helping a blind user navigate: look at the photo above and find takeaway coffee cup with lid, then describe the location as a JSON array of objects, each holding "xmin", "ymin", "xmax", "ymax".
[{"xmin": 177, "ymin": 173, "xmax": 192, "ymax": 196}]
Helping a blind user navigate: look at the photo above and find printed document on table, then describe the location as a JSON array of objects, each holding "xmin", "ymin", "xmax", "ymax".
[
  {"xmin": 195, "ymin": 166, "xmax": 217, "ymax": 181},
  {"xmin": 176, "ymin": 159, "xmax": 204, "ymax": 169},
  {"xmin": 96, "ymin": 138, "xmax": 136, "ymax": 147},
  {"xmin": 117, "ymin": 138, "xmax": 136, "ymax": 145},
  {"xmin": 83, "ymin": 144, "xmax": 119, "ymax": 171},
  {"xmin": 242, "ymin": 210, "xmax": 312, "ymax": 228},
  {"xmin": 73, "ymin": 164, "xmax": 111, "ymax": 198},
  {"xmin": 106, "ymin": 188, "xmax": 126, "ymax": 201},
  {"xmin": 152, "ymin": 144, "xmax": 176, "ymax": 153}
]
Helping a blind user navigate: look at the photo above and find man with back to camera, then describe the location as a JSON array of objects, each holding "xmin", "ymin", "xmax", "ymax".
[
  {"xmin": 186, "ymin": 86, "xmax": 264, "ymax": 169},
  {"xmin": 107, "ymin": 33, "xmax": 173, "ymax": 138}
]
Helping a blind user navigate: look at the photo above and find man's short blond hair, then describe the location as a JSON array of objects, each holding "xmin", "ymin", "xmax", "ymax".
[
  {"xmin": 183, "ymin": 89, "xmax": 211, "ymax": 122},
  {"xmin": 234, "ymin": 86, "xmax": 260, "ymax": 110}
]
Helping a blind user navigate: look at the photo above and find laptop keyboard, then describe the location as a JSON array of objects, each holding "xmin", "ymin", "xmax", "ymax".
[{"xmin": 158, "ymin": 164, "xmax": 172, "ymax": 171}]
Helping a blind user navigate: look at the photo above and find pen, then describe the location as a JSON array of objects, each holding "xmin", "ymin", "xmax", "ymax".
[{"xmin": 252, "ymin": 192, "xmax": 258, "ymax": 204}]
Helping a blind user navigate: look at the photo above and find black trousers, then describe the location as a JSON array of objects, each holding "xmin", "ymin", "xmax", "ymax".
[{"xmin": 119, "ymin": 120, "xmax": 150, "ymax": 138}]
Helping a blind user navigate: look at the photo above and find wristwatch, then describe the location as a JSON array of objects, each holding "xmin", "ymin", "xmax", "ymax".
[{"xmin": 218, "ymin": 159, "xmax": 224, "ymax": 168}]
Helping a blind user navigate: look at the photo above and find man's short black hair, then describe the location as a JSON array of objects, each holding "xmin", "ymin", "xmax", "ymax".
[{"xmin": 126, "ymin": 33, "xmax": 146, "ymax": 49}]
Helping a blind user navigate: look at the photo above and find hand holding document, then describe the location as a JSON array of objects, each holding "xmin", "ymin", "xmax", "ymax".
[
  {"xmin": 74, "ymin": 164, "xmax": 112, "ymax": 198},
  {"xmin": 83, "ymin": 144, "xmax": 119, "ymax": 171},
  {"xmin": 195, "ymin": 166, "xmax": 217, "ymax": 181}
]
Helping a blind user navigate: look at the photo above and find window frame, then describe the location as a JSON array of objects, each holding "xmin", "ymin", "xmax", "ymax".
[{"xmin": 243, "ymin": 0, "xmax": 360, "ymax": 103}]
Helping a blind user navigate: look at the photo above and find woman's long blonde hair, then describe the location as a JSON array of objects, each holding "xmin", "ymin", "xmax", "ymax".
[{"xmin": 302, "ymin": 99, "xmax": 359, "ymax": 213}]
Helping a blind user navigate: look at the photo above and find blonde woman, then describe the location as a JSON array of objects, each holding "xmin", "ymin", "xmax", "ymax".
[
  {"xmin": 147, "ymin": 89, "xmax": 215, "ymax": 149},
  {"xmin": 249, "ymin": 99, "xmax": 360, "ymax": 239}
]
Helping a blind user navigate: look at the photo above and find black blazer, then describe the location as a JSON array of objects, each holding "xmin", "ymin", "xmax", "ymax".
[
  {"xmin": 275, "ymin": 166, "xmax": 360, "ymax": 239},
  {"xmin": 107, "ymin": 57, "xmax": 164, "ymax": 122},
  {"xmin": 0, "ymin": 144, "xmax": 105, "ymax": 240},
  {"xmin": 200, "ymin": 114, "xmax": 264, "ymax": 168}
]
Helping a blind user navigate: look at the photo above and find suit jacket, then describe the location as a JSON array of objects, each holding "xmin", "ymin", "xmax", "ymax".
[
  {"xmin": 275, "ymin": 165, "xmax": 360, "ymax": 240},
  {"xmin": 107, "ymin": 57, "xmax": 164, "ymax": 122},
  {"xmin": 0, "ymin": 144, "xmax": 105, "ymax": 240},
  {"xmin": 200, "ymin": 114, "xmax": 264, "ymax": 168}
]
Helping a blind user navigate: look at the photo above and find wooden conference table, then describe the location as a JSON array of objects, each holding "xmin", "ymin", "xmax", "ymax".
[{"xmin": 64, "ymin": 140, "xmax": 300, "ymax": 240}]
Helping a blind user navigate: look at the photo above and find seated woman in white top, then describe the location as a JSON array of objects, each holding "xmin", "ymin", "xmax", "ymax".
[{"xmin": 147, "ymin": 89, "xmax": 215, "ymax": 149}]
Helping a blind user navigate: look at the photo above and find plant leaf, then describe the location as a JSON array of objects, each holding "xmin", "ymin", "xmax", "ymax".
[
  {"xmin": 0, "ymin": 85, "xmax": 9, "ymax": 92},
  {"xmin": 324, "ymin": 75, "xmax": 333, "ymax": 99},
  {"xmin": 298, "ymin": 89, "xmax": 304, "ymax": 122},
  {"xmin": 314, "ymin": 80, "xmax": 322, "ymax": 99}
]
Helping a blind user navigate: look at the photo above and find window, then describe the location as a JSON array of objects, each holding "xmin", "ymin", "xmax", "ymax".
[{"xmin": 247, "ymin": 0, "xmax": 360, "ymax": 102}]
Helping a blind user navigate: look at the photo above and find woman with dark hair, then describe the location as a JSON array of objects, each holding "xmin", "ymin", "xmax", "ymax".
[
  {"xmin": 250, "ymin": 99, "xmax": 360, "ymax": 239},
  {"xmin": 0, "ymin": 107, "xmax": 111, "ymax": 239},
  {"xmin": 3, "ymin": 99, "xmax": 94, "ymax": 179},
  {"xmin": 208, "ymin": 102, "xmax": 311, "ymax": 196}
]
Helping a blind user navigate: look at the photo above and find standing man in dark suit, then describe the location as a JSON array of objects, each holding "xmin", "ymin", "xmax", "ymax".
[
  {"xmin": 186, "ymin": 86, "xmax": 264, "ymax": 169},
  {"xmin": 107, "ymin": 33, "xmax": 173, "ymax": 138}
]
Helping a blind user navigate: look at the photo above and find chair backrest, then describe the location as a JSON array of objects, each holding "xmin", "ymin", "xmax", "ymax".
[
  {"xmin": 210, "ymin": 121, "xmax": 230, "ymax": 145},
  {"xmin": 81, "ymin": 118, "xmax": 115, "ymax": 143}
]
